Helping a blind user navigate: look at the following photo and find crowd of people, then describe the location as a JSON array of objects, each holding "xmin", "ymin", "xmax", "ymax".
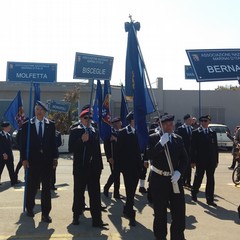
[{"xmin": 0, "ymin": 101, "xmax": 240, "ymax": 240}]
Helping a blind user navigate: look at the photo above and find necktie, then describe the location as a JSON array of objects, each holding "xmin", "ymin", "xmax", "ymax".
[
  {"xmin": 188, "ymin": 126, "xmax": 192, "ymax": 135},
  {"xmin": 39, "ymin": 122, "xmax": 43, "ymax": 141},
  {"xmin": 169, "ymin": 134, "xmax": 172, "ymax": 143}
]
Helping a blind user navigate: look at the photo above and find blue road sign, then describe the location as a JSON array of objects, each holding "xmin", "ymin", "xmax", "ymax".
[
  {"xmin": 185, "ymin": 65, "xmax": 196, "ymax": 79},
  {"xmin": 49, "ymin": 100, "xmax": 70, "ymax": 113},
  {"xmin": 73, "ymin": 52, "xmax": 114, "ymax": 80},
  {"xmin": 186, "ymin": 49, "xmax": 240, "ymax": 82},
  {"xmin": 6, "ymin": 62, "xmax": 57, "ymax": 83}
]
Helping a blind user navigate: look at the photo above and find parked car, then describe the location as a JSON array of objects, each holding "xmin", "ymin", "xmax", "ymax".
[{"xmin": 209, "ymin": 124, "xmax": 232, "ymax": 150}]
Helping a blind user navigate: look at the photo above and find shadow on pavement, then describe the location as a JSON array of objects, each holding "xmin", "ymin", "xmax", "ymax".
[
  {"xmin": 107, "ymin": 197, "xmax": 153, "ymax": 240},
  {"xmin": 67, "ymin": 214, "xmax": 108, "ymax": 240},
  {"xmin": 7, "ymin": 213, "xmax": 55, "ymax": 240},
  {"xmin": 197, "ymin": 201, "xmax": 240, "ymax": 225}
]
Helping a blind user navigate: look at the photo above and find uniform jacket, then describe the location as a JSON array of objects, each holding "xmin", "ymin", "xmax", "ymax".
[
  {"xmin": 103, "ymin": 127, "xmax": 119, "ymax": 161},
  {"xmin": 0, "ymin": 130, "xmax": 13, "ymax": 161},
  {"xmin": 177, "ymin": 124, "xmax": 192, "ymax": 154},
  {"xmin": 68, "ymin": 122, "xmax": 103, "ymax": 174},
  {"xmin": 117, "ymin": 125, "xmax": 142, "ymax": 173},
  {"xmin": 21, "ymin": 117, "xmax": 58, "ymax": 167},
  {"xmin": 190, "ymin": 127, "xmax": 218, "ymax": 167},
  {"xmin": 147, "ymin": 132, "xmax": 188, "ymax": 176}
]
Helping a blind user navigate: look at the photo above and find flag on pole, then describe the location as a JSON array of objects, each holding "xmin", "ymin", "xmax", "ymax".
[
  {"xmin": 32, "ymin": 83, "xmax": 41, "ymax": 117},
  {"xmin": 120, "ymin": 85, "xmax": 129, "ymax": 127},
  {"xmin": 100, "ymin": 80, "xmax": 112, "ymax": 141},
  {"xmin": 4, "ymin": 91, "xmax": 23, "ymax": 130},
  {"xmin": 92, "ymin": 80, "xmax": 103, "ymax": 128},
  {"xmin": 125, "ymin": 21, "xmax": 155, "ymax": 150}
]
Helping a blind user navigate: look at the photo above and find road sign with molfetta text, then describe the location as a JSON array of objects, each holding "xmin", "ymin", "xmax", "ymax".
[
  {"xmin": 6, "ymin": 62, "xmax": 57, "ymax": 83},
  {"xmin": 73, "ymin": 52, "xmax": 114, "ymax": 80},
  {"xmin": 186, "ymin": 49, "xmax": 240, "ymax": 82}
]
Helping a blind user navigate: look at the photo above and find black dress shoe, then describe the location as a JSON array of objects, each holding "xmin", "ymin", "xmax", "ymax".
[
  {"xmin": 113, "ymin": 194, "xmax": 123, "ymax": 199},
  {"xmin": 51, "ymin": 186, "xmax": 57, "ymax": 190},
  {"xmin": 41, "ymin": 215, "xmax": 52, "ymax": 223},
  {"xmin": 92, "ymin": 222, "xmax": 109, "ymax": 229},
  {"xmin": 191, "ymin": 192, "xmax": 197, "ymax": 202},
  {"xmin": 103, "ymin": 188, "xmax": 109, "ymax": 198},
  {"xmin": 207, "ymin": 201, "xmax": 217, "ymax": 207},
  {"xmin": 72, "ymin": 218, "xmax": 80, "ymax": 225},
  {"xmin": 139, "ymin": 187, "xmax": 147, "ymax": 193},
  {"xmin": 26, "ymin": 211, "xmax": 34, "ymax": 217},
  {"xmin": 129, "ymin": 218, "xmax": 136, "ymax": 226},
  {"xmin": 228, "ymin": 166, "xmax": 234, "ymax": 170}
]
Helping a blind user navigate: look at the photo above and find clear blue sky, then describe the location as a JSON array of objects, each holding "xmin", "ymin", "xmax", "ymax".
[{"xmin": 1, "ymin": 0, "xmax": 240, "ymax": 90}]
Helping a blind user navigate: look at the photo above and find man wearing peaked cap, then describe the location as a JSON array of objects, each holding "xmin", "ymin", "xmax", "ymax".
[
  {"xmin": 0, "ymin": 121, "xmax": 18, "ymax": 186},
  {"xmin": 103, "ymin": 116, "xmax": 122, "ymax": 199},
  {"xmin": 147, "ymin": 113, "xmax": 188, "ymax": 240},
  {"xmin": 191, "ymin": 114, "xmax": 219, "ymax": 207},
  {"xmin": 21, "ymin": 100, "xmax": 58, "ymax": 223},
  {"xmin": 117, "ymin": 110, "xmax": 142, "ymax": 226},
  {"xmin": 177, "ymin": 114, "xmax": 193, "ymax": 189},
  {"xmin": 68, "ymin": 107, "xmax": 108, "ymax": 228}
]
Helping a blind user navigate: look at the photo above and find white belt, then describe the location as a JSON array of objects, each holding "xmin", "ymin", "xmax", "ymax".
[{"xmin": 151, "ymin": 165, "xmax": 171, "ymax": 177}]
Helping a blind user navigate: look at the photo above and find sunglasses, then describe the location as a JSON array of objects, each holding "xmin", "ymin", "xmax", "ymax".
[
  {"xmin": 83, "ymin": 116, "xmax": 92, "ymax": 120},
  {"xmin": 200, "ymin": 119, "xmax": 208, "ymax": 122}
]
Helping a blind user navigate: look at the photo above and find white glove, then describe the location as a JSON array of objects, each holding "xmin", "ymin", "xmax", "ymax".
[
  {"xmin": 171, "ymin": 170, "xmax": 181, "ymax": 184},
  {"xmin": 159, "ymin": 133, "xmax": 170, "ymax": 146}
]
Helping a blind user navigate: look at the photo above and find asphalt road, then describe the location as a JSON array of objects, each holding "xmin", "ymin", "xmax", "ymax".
[{"xmin": 0, "ymin": 150, "xmax": 239, "ymax": 240}]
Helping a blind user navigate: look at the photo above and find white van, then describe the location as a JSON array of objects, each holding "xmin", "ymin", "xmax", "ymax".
[{"xmin": 209, "ymin": 124, "xmax": 232, "ymax": 150}]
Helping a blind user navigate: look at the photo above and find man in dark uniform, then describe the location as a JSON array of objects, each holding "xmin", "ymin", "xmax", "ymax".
[
  {"xmin": 21, "ymin": 101, "xmax": 58, "ymax": 223},
  {"xmin": 103, "ymin": 117, "xmax": 122, "ymax": 199},
  {"xmin": 0, "ymin": 121, "xmax": 18, "ymax": 186},
  {"xmin": 117, "ymin": 111, "xmax": 141, "ymax": 226},
  {"xmin": 191, "ymin": 115, "xmax": 219, "ymax": 207},
  {"xmin": 177, "ymin": 114, "xmax": 193, "ymax": 188},
  {"xmin": 148, "ymin": 114, "xmax": 188, "ymax": 240},
  {"xmin": 68, "ymin": 108, "xmax": 108, "ymax": 228}
]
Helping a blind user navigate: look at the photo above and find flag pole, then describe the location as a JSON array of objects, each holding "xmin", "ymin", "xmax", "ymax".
[
  {"xmin": 23, "ymin": 81, "xmax": 33, "ymax": 212},
  {"xmin": 82, "ymin": 80, "xmax": 95, "ymax": 166},
  {"xmin": 128, "ymin": 15, "xmax": 180, "ymax": 193}
]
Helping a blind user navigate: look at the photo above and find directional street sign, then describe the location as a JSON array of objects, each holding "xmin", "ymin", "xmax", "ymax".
[
  {"xmin": 184, "ymin": 65, "xmax": 196, "ymax": 79},
  {"xmin": 48, "ymin": 100, "xmax": 70, "ymax": 113},
  {"xmin": 73, "ymin": 52, "xmax": 114, "ymax": 80},
  {"xmin": 6, "ymin": 62, "xmax": 57, "ymax": 83},
  {"xmin": 186, "ymin": 49, "xmax": 240, "ymax": 82}
]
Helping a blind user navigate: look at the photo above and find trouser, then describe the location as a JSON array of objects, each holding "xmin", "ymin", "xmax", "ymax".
[
  {"xmin": 26, "ymin": 165, "xmax": 52, "ymax": 216},
  {"xmin": 150, "ymin": 172, "xmax": 186, "ymax": 240},
  {"xmin": 192, "ymin": 164, "xmax": 216, "ymax": 202},
  {"xmin": 15, "ymin": 158, "xmax": 23, "ymax": 180},
  {"xmin": 139, "ymin": 164, "xmax": 147, "ymax": 180},
  {"xmin": 0, "ymin": 158, "xmax": 15, "ymax": 185},
  {"xmin": 51, "ymin": 168, "xmax": 56, "ymax": 187},
  {"xmin": 122, "ymin": 170, "xmax": 140, "ymax": 218},
  {"xmin": 104, "ymin": 163, "xmax": 120, "ymax": 195},
  {"xmin": 183, "ymin": 161, "xmax": 192, "ymax": 185},
  {"xmin": 72, "ymin": 169, "xmax": 102, "ymax": 224}
]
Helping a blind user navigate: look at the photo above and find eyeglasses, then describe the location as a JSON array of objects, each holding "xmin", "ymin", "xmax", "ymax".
[{"xmin": 200, "ymin": 120, "xmax": 208, "ymax": 123}]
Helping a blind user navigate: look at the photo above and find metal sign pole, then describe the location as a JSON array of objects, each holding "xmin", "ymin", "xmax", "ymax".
[
  {"xmin": 23, "ymin": 81, "xmax": 33, "ymax": 212},
  {"xmin": 199, "ymin": 82, "xmax": 202, "ymax": 118}
]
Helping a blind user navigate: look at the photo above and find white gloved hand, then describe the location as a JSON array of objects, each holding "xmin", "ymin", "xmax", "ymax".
[
  {"xmin": 159, "ymin": 133, "xmax": 170, "ymax": 146},
  {"xmin": 171, "ymin": 170, "xmax": 181, "ymax": 184}
]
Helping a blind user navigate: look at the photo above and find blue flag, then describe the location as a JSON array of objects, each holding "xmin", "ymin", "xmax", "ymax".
[
  {"xmin": 4, "ymin": 91, "xmax": 23, "ymax": 130},
  {"xmin": 92, "ymin": 80, "xmax": 103, "ymax": 129},
  {"xmin": 101, "ymin": 80, "xmax": 112, "ymax": 141},
  {"xmin": 120, "ymin": 85, "xmax": 129, "ymax": 127},
  {"xmin": 125, "ymin": 22, "xmax": 155, "ymax": 150},
  {"xmin": 32, "ymin": 83, "xmax": 41, "ymax": 117}
]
